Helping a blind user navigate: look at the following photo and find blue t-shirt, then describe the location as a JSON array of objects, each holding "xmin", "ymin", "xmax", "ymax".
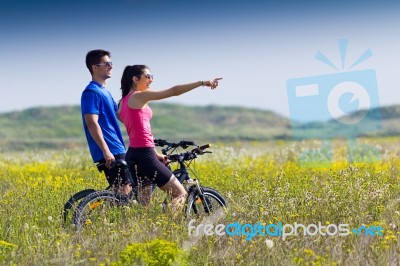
[{"xmin": 81, "ymin": 81, "xmax": 125, "ymax": 162}]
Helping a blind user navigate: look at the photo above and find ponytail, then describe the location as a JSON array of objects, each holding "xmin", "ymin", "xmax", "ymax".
[
  {"xmin": 120, "ymin": 64, "xmax": 150, "ymax": 99},
  {"xmin": 121, "ymin": 66, "xmax": 133, "ymax": 98}
]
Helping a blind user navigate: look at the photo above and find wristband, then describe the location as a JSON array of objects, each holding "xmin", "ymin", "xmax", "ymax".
[{"xmin": 201, "ymin": 81, "xmax": 204, "ymax": 86}]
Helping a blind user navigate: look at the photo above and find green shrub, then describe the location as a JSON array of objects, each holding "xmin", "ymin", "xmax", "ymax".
[{"xmin": 114, "ymin": 238, "xmax": 187, "ymax": 266}]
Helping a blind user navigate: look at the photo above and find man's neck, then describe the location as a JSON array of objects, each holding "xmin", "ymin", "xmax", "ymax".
[{"xmin": 92, "ymin": 77, "xmax": 106, "ymax": 86}]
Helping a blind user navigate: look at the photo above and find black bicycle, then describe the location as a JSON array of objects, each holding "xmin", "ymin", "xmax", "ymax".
[{"xmin": 70, "ymin": 139, "xmax": 226, "ymax": 229}]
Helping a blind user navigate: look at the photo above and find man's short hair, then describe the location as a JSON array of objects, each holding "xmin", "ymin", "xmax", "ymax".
[{"xmin": 85, "ymin": 49, "xmax": 111, "ymax": 75}]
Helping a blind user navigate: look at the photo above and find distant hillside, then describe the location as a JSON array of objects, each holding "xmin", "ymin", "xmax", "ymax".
[
  {"xmin": 0, "ymin": 103, "xmax": 398, "ymax": 151},
  {"xmin": 0, "ymin": 103, "xmax": 290, "ymax": 151},
  {"xmin": 150, "ymin": 104, "xmax": 290, "ymax": 140},
  {"xmin": 291, "ymin": 104, "xmax": 400, "ymax": 140}
]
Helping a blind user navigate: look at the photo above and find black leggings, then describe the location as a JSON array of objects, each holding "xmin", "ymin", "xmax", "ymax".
[{"xmin": 126, "ymin": 147, "xmax": 172, "ymax": 187}]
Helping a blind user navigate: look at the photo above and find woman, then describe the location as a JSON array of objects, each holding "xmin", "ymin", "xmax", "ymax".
[{"xmin": 118, "ymin": 64, "xmax": 222, "ymax": 214}]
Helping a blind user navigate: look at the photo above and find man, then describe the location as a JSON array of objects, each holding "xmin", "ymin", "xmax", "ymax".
[{"xmin": 81, "ymin": 49, "xmax": 131, "ymax": 194}]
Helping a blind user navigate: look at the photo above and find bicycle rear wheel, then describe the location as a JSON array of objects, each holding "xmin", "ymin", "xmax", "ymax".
[
  {"xmin": 62, "ymin": 188, "xmax": 96, "ymax": 226},
  {"xmin": 186, "ymin": 187, "xmax": 226, "ymax": 217},
  {"xmin": 73, "ymin": 190, "xmax": 124, "ymax": 230}
]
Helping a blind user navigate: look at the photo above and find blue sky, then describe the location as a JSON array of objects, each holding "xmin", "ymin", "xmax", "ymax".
[{"xmin": 1, "ymin": 0, "xmax": 399, "ymax": 119}]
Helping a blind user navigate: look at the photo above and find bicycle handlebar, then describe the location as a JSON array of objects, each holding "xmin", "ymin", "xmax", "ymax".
[
  {"xmin": 199, "ymin": 144, "xmax": 211, "ymax": 151},
  {"xmin": 167, "ymin": 143, "xmax": 211, "ymax": 163},
  {"xmin": 154, "ymin": 138, "xmax": 197, "ymax": 155},
  {"xmin": 154, "ymin": 138, "xmax": 196, "ymax": 148},
  {"xmin": 154, "ymin": 139, "xmax": 169, "ymax": 147}
]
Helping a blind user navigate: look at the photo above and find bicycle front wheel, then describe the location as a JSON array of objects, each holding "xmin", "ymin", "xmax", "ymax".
[
  {"xmin": 186, "ymin": 187, "xmax": 227, "ymax": 217},
  {"xmin": 73, "ymin": 190, "xmax": 124, "ymax": 230}
]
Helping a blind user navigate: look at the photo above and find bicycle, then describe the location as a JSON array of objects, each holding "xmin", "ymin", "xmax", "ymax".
[{"xmin": 70, "ymin": 139, "xmax": 227, "ymax": 229}]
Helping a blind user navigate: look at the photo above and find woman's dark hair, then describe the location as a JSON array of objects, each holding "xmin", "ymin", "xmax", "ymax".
[
  {"xmin": 120, "ymin": 65, "xmax": 149, "ymax": 98},
  {"xmin": 85, "ymin": 49, "xmax": 111, "ymax": 75}
]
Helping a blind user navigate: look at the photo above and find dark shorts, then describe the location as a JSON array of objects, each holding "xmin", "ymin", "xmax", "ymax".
[
  {"xmin": 96, "ymin": 153, "xmax": 127, "ymax": 186},
  {"xmin": 126, "ymin": 147, "xmax": 172, "ymax": 188}
]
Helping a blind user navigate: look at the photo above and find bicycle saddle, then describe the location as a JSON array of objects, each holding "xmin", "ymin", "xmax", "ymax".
[
  {"xmin": 96, "ymin": 159, "xmax": 129, "ymax": 172},
  {"xmin": 113, "ymin": 159, "xmax": 128, "ymax": 168}
]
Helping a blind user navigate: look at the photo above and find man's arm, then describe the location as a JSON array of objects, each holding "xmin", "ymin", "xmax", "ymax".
[{"xmin": 84, "ymin": 113, "xmax": 115, "ymax": 167}]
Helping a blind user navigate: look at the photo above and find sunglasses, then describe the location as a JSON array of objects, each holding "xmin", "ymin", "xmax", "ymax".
[
  {"xmin": 96, "ymin": 61, "xmax": 113, "ymax": 67},
  {"xmin": 137, "ymin": 74, "xmax": 154, "ymax": 80}
]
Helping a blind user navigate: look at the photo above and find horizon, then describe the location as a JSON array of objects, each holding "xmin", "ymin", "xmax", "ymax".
[{"xmin": 1, "ymin": 101, "xmax": 398, "ymax": 123}]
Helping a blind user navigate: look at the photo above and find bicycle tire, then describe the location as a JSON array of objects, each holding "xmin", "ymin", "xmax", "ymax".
[
  {"xmin": 62, "ymin": 188, "xmax": 96, "ymax": 226},
  {"xmin": 186, "ymin": 187, "xmax": 227, "ymax": 217},
  {"xmin": 73, "ymin": 190, "xmax": 123, "ymax": 230}
]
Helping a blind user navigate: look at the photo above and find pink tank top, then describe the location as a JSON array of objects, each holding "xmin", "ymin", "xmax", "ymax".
[{"xmin": 120, "ymin": 92, "xmax": 154, "ymax": 148}]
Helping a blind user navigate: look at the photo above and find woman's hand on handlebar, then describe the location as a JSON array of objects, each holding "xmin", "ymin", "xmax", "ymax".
[{"xmin": 156, "ymin": 153, "xmax": 169, "ymax": 165}]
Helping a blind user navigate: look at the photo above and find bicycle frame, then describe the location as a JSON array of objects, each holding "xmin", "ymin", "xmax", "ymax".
[{"xmin": 170, "ymin": 157, "xmax": 213, "ymax": 214}]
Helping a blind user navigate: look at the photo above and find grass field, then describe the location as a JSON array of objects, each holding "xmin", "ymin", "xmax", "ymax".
[{"xmin": 1, "ymin": 137, "xmax": 400, "ymax": 265}]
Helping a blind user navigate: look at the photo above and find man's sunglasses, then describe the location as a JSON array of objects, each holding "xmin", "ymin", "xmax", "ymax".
[{"xmin": 95, "ymin": 61, "xmax": 113, "ymax": 67}]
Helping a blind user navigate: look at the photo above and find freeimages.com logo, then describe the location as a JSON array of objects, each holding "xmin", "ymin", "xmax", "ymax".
[{"xmin": 286, "ymin": 39, "xmax": 382, "ymax": 166}]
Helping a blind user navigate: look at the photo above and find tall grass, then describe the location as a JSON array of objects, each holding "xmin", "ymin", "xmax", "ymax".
[{"xmin": 1, "ymin": 138, "xmax": 400, "ymax": 265}]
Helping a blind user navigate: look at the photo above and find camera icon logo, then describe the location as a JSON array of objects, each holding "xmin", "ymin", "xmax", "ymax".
[
  {"xmin": 286, "ymin": 39, "xmax": 382, "ymax": 166},
  {"xmin": 287, "ymin": 69, "xmax": 380, "ymax": 138}
]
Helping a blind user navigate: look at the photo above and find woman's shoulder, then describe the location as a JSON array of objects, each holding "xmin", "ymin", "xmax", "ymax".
[{"xmin": 128, "ymin": 91, "xmax": 151, "ymax": 109}]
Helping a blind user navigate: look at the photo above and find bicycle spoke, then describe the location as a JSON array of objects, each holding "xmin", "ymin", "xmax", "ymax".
[
  {"xmin": 74, "ymin": 192, "xmax": 123, "ymax": 229},
  {"xmin": 187, "ymin": 188, "xmax": 226, "ymax": 218}
]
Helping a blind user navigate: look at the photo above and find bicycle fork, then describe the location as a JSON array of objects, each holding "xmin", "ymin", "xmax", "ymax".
[{"xmin": 188, "ymin": 178, "xmax": 212, "ymax": 213}]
